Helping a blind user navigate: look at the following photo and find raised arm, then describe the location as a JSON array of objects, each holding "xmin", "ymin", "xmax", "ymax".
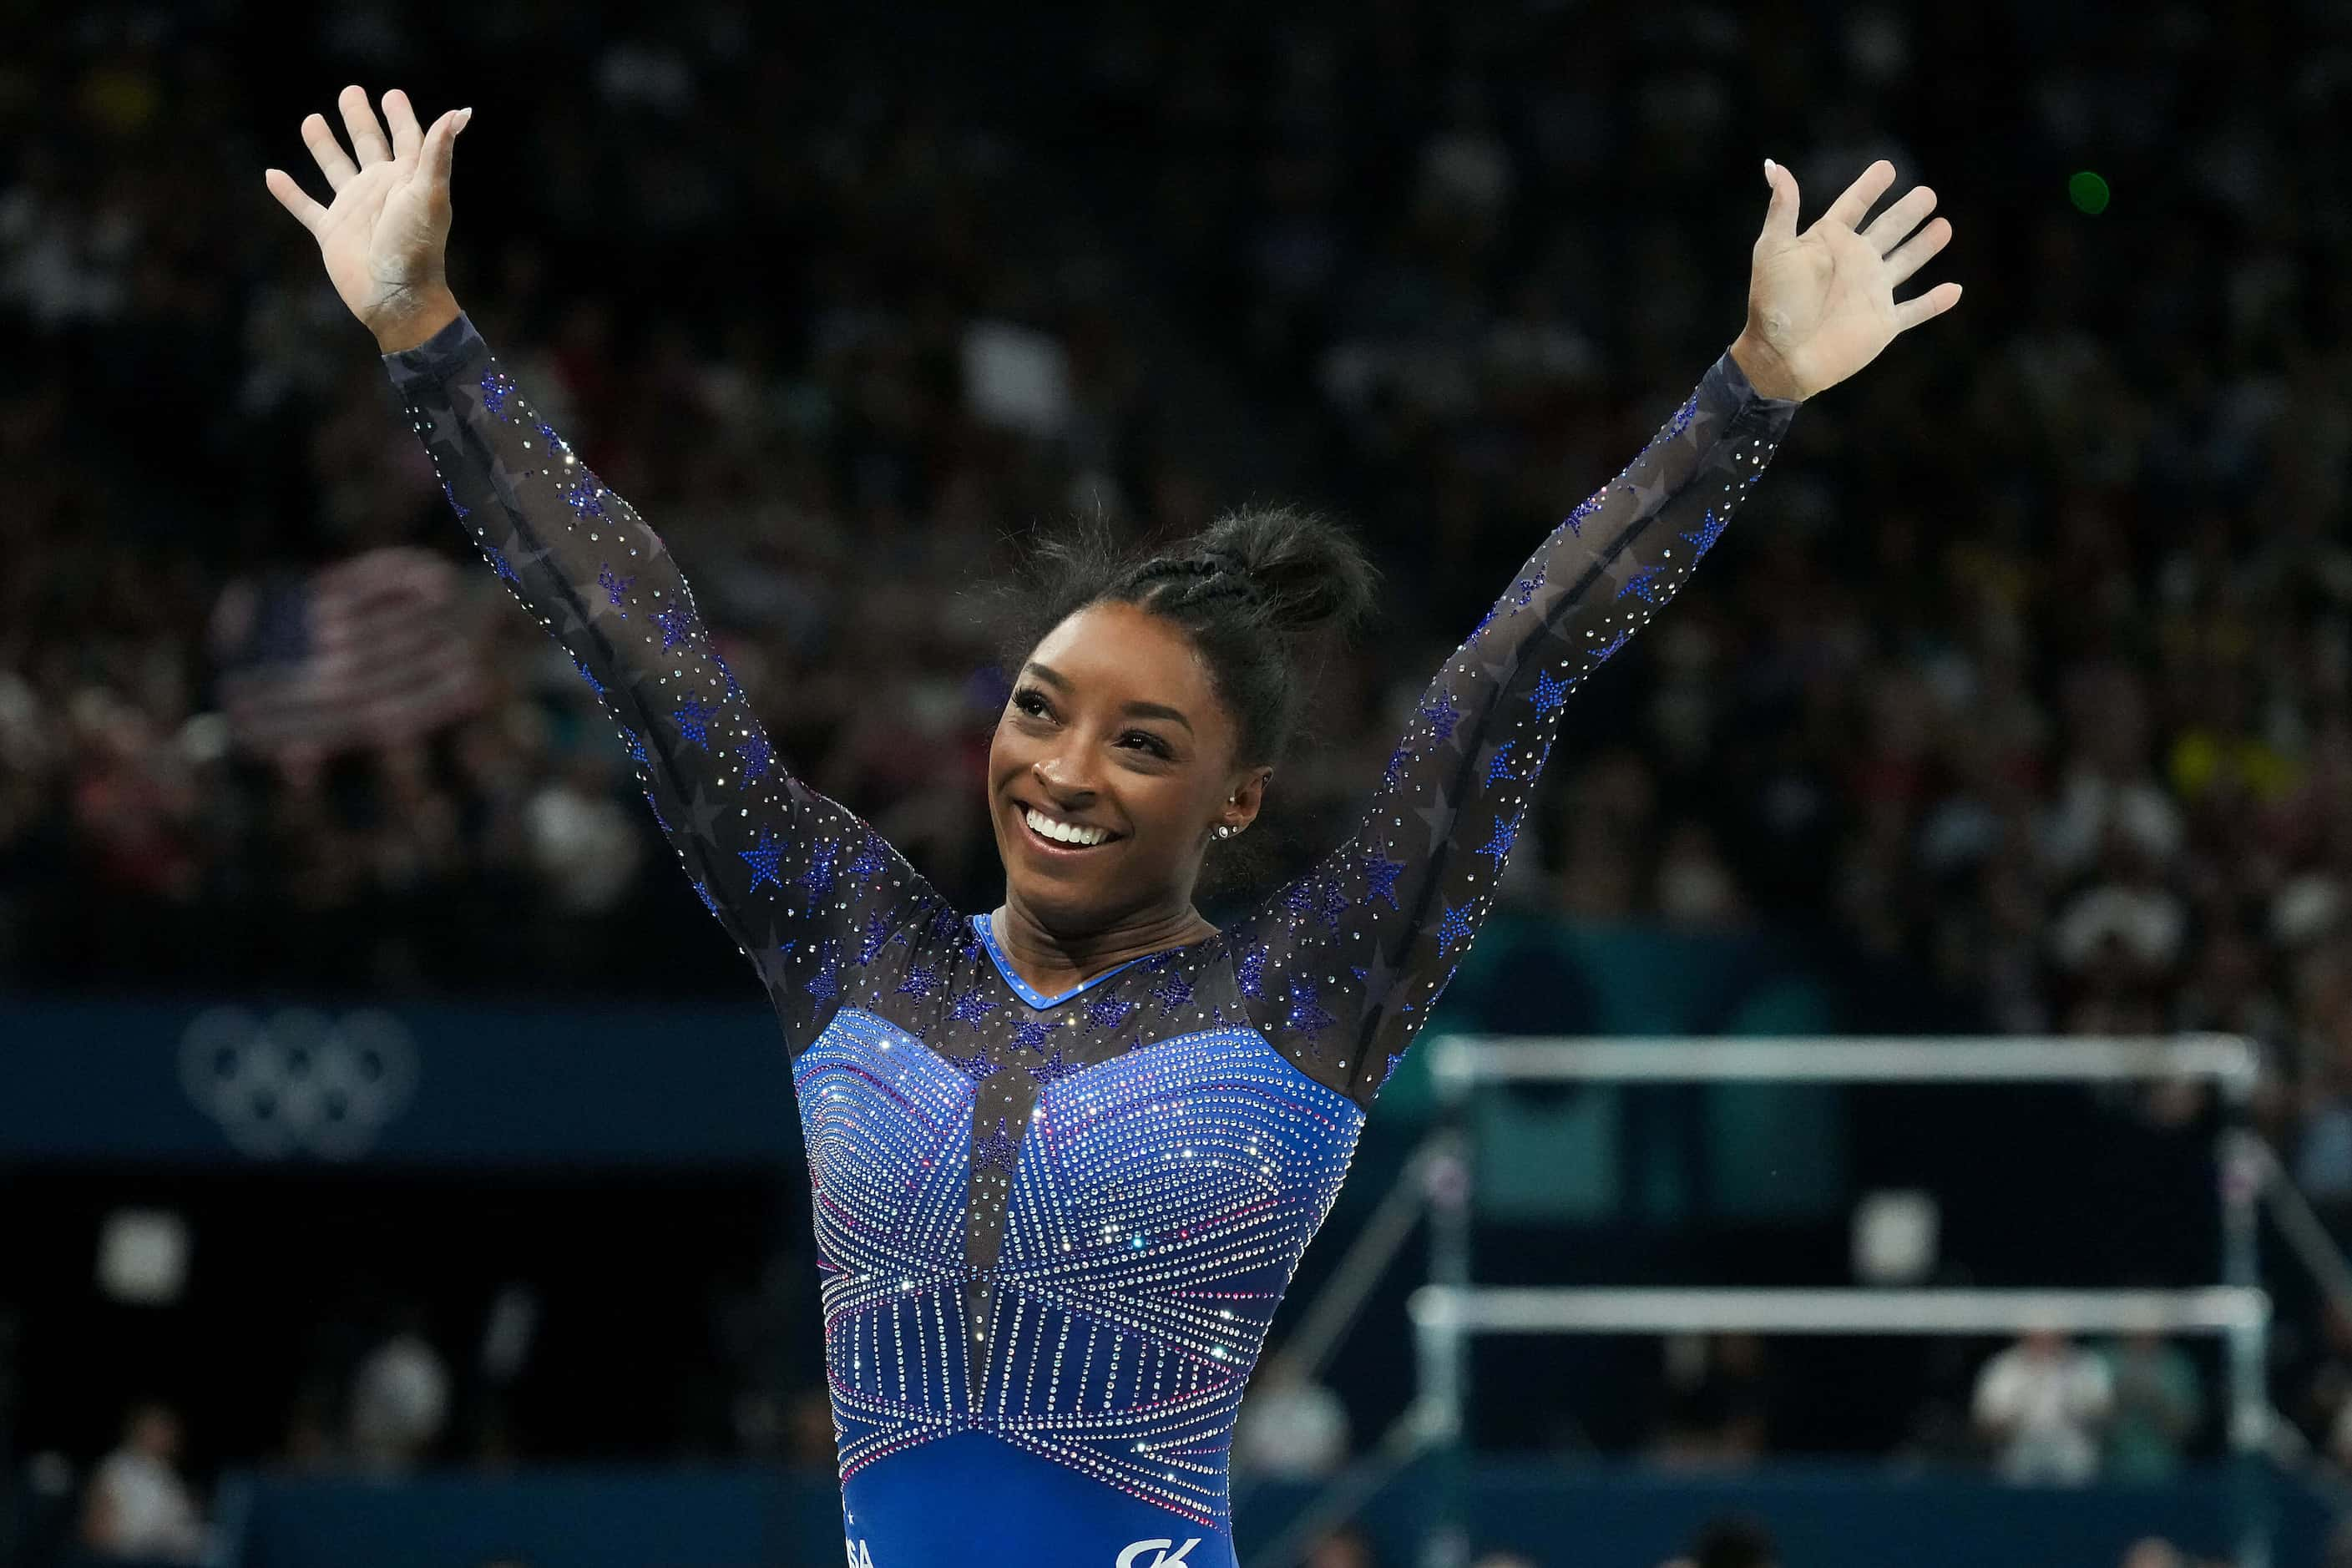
[
  {"xmin": 1228, "ymin": 156, "xmax": 1963, "ymax": 1107},
  {"xmin": 266, "ymin": 88, "xmax": 949, "ymax": 1027}
]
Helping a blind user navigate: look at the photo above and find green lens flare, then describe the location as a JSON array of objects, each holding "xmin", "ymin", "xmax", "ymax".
[{"xmin": 2069, "ymin": 171, "xmax": 2111, "ymax": 215}]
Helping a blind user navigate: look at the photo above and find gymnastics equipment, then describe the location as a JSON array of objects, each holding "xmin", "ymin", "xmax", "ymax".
[{"xmin": 1247, "ymin": 1034, "xmax": 2291, "ymax": 1568}]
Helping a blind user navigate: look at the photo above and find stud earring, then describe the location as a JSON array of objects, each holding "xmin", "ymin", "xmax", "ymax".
[{"xmin": 1214, "ymin": 824, "xmax": 1235, "ymax": 840}]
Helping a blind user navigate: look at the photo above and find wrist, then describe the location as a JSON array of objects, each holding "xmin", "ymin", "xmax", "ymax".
[
  {"xmin": 1728, "ymin": 331, "xmax": 1808, "ymax": 403},
  {"xmin": 371, "ymin": 286, "xmax": 463, "ymax": 355}
]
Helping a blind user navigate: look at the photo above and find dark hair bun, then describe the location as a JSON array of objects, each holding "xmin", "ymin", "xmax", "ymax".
[{"xmin": 1190, "ymin": 504, "xmax": 1379, "ymax": 641}]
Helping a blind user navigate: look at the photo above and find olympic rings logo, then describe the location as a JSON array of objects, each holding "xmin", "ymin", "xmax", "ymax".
[{"xmin": 179, "ymin": 1007, "xmax": 419, "ymax": 1160}]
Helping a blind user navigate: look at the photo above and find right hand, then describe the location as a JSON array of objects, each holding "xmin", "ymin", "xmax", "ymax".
[{"xmin": 264, "ymin": 86, "xmax": 468, "ymax": 352}]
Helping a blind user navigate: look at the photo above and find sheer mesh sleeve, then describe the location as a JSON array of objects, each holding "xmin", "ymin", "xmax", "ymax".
[
  {"xmin": 384, "ymin": 312, "xmax": 949, "ymax": 1039},
  {"xmin": 1226, "ymin": 348, "xmax": 1801, "ymax": 1108}
]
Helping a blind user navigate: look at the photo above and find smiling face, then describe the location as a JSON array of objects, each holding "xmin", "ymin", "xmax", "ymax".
[{"xmin": 989, "ymin": 599, "xmax": 1267, "ymax": 936}]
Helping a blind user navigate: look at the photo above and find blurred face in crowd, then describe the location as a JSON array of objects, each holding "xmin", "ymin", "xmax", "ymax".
[{"xmin": 989, "ymin": 600, "xmax": 1265, "ymax": 934}]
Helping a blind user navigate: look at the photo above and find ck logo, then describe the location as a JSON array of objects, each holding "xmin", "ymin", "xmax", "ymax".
[{"xmin": 1116, "ymin": 1540, "xmax": 1200, "ymax": 1568}]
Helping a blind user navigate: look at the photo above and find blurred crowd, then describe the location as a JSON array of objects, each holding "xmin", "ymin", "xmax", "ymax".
[{"xmin": 8, "ymin": 0, "xmax": 2352, "ymax": 1530}]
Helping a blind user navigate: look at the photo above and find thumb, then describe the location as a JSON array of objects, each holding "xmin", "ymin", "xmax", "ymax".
[
  {"xmin": 1758, "ymin": 157, "xmax": 1798, "ymax": 248},
  {"xmin": 424, "ymin": 106, "xmax": 471, "ymax": 191}
]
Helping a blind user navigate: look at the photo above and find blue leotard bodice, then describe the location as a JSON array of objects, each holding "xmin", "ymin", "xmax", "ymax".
[{"xmin": 386, "ymin": 314, "xmax": 1796, "ymax": 1567}]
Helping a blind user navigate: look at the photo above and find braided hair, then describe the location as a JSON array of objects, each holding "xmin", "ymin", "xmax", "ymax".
[{"xmin": 986, "ymin": 503, "xmax": 1380, "ymax": 890}]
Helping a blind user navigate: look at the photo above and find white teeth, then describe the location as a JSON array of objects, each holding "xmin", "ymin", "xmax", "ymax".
[{"xmin": 1024, "ymin": 807, "xmax": 1110, "ymax": 847}]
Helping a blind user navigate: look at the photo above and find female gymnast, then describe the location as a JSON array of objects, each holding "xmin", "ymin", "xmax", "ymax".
[{"xmin": 266, "ymin": 87, "xmax": 1959, "ymax": 1568}]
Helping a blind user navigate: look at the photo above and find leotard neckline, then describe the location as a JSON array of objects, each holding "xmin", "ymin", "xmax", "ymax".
[{"xmin": 969, "ymin": 910, "xmax": 1223, "ymax": 1009}]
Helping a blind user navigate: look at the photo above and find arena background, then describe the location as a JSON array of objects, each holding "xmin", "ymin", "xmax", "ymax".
[{"xmin": 3, "ymin": 1, "xmax": 2350, "ymax": 1565}]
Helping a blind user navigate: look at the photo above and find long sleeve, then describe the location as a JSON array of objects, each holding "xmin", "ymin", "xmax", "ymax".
[
  {"xmin": 384, "ymin": 313, "xmax": 949, "ymax": 1038},
  {"xmin": 1225, "ymin": 348, "xmax": 1800, "ymax": 1107}
]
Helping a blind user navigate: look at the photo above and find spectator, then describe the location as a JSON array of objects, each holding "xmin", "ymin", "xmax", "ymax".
[
  {"xmin": 348, "ymin": 1310, "xmax": 453, "ymax": 1474},
  {"xmin": 1972, "ymin": 1328, "xmax": 2114, "ymax": 1485},
  {"xmin": 2096, "ymin": 1329, "xmax": 2203, "ymax": 1482},
  {"xmin": 79, "ymin": 1401, "xmax": 207, "ymax": 1563}
]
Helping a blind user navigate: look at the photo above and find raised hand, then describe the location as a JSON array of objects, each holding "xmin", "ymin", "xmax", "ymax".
[
  {"xmin": 1730, "ymin": 158, "xmax": 1962, "ymax": 402},
  {"xmin": 263, "ymin": 86, "xmax": 469, "ymax": 352}
]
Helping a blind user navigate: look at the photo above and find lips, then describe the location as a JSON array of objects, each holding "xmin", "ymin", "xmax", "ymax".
[{"xmin": 1011, "ymin": 798, "xmax": 1122, "ymax": 855}]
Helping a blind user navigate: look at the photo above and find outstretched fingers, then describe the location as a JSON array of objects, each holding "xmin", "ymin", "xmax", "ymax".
[
  {"xmin": 300, "ymin": 112, "xmax": 357, "ymax": 190},
  {"xmin": 382, "ymin": 88, "xmax": 424, "ymax": 161},
  {"xmin": 337, "ymin": 83, "xmax": 392, "ymax": 167},
  {"xmin": 262, "ymin": 168, "xmax": 326, "ymax": 233},
  {"xmin": 1818, "ymin": 159, "xmax": 1896, "ymax": 235},
  {"xmin": 1859, "ymin": 185, "xmax": 1937, "ymax": 255},
  {"xmin": 1884, "ymin": 215, "xmax": 1953, "ymax": 286},
  {"xmin": 1894, "ymin": 280, "xmax": 1965, "ymax": 333}
]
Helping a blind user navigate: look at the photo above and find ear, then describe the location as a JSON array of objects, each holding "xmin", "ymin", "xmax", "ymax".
[{"xmin": 1221, "ymin": 764, "xmax": 1273, "ymax": 832}]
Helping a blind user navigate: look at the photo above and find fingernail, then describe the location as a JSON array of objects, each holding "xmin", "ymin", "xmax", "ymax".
[
  {"xmin": 1763, "ymin": 158, "xmax": 1777, "ymax": 179},
  {"xmin": 459, "ymin": 107, "xmax": 474, "ymax": 124}
]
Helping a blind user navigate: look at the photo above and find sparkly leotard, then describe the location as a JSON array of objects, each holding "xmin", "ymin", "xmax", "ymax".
[{"xmin": 386, "ymin": 314, "xmax": 1796, "ymax": 1568}]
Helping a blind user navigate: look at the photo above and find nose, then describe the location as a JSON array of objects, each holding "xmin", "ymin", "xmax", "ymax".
[{"xmin": 1030, "ymin": 754, "xmax": 1098, "ymax": 804}]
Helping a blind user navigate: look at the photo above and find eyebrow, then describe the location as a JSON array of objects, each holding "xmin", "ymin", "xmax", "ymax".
[{"xmin": 1022, "ymin": 661, "xmax": 1195, "ymax": 734}]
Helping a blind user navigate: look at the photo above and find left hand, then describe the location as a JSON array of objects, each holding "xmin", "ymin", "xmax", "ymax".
[{"xmin": 1731, "ymin": 158, "xmax": 1961, "ymax": 402}]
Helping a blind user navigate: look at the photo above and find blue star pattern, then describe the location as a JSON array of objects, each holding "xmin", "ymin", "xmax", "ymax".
[
  {"xmin": 564, "ymin": 478, "xmax": 607, "ymax": 522},
  {"xmin": 1285, "ymin": 979, "xmax": 1335, "ymax": 1039},
  {"xmin": 948, "ymin": 989, "xmax": 998, "ymax": 1024},
  {"xmin": 1591, "ymin": 629, "xmax": 1632, "ymax": 666},
  {"xmin": 1682, "ymin": 507, "xmax": 1727, "ymax": 561},
  {"xmin": 671, "ymin": 694, "xmax": 717, "ymax": 751},
  {"xmin": 389, "ymin": 313, "xmax": 1794, "ymax": 1537},
  {"xmin": 441, "ymin": 479, "xmax": 469, "ymax": 521},
  {"xmin": 969, "ymin": 1115, "xmax": 1020, "ymax": 1173},
  {"xmin": 1235, "ymin": 942, "xmax": 1268, "ymax": 1000},
  {"xmin": 740, "ymin": 830, "xmax": 786, "ymax": 893},
  {"xmin": 1419, "ymin": 690, "xmax": 1464, "ymax": 746},
  {"xmin": 1616, "ymin": 566, "xmax": 1667, "ymax": 604},
  {"xmin": 846, "ymin": 832, "xmax": 888, "ymax": 884},
  {"xmin": 857, "ymin": 911, "xmax": 898, "ymax": 965},
  {"xmin": 1151, "ymin": 969, "xmax": 1194, "ymax": 1012},
  {"xmin": 797, "ymin": 839, "xmax": 839, "ymax": 903},
  {"xmin": 953, "ymin": 1051, "xmax": 1006, "ymax": 1087},
  {"xmin": 1475, "ymin": 811, "xmax": 1521, "ymax": 871},
  {"xmin": 644, "ymin": 790, "xmax": 670, "ymax": 833},
  {"xmin": 1024, "ymin": 1046, "xmax": 1082, "ymax": 1087},
  {"xmin": 655, "ymin": 601, "xmax": 699, "ymax": 650},
  {"xmin": 804, "ymin": 940, "xmax": 841, "ymax": 1003},
  {"xmin": 573, "ymin": 658, "xmax": 604, "ymax": 700}
]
